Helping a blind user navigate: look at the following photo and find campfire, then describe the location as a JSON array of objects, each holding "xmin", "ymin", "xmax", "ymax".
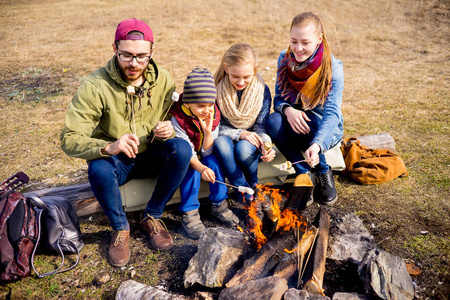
[
  {"xmin": 117, "ymin": 182, "xmax": 416, "ymax": 300},
  {"xmin": 229, "ymin": 184, "xmax": 329, "ymax": 295}
]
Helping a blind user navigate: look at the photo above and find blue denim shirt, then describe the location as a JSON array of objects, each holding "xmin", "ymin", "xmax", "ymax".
[{"xmin": 273, "ymin": 50, "xmax": 344, "ymax": 152}]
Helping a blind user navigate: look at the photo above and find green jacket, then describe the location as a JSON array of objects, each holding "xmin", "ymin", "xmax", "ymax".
[{"xmin": 60, "ymin": 57, "xmax": 176, "ymax": 161}]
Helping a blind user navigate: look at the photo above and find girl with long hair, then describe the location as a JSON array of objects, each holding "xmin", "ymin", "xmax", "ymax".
[
  {"xmin": 266, "ymin": 12, "xmax": 344, "ymax": 206},
  {"xmin": 213, "ymin": 43, "xmax": 275, "ymax": 202}
]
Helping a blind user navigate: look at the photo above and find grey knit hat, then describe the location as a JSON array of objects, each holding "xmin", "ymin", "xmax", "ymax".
[{"xmin": 182, "ymin": 67, "xmax": 217, "ymax": 103}]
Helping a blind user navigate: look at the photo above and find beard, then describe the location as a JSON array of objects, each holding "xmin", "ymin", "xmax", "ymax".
[{"xmin": 117, "ymin": 59, "xmax": 149, "ymax": 84}]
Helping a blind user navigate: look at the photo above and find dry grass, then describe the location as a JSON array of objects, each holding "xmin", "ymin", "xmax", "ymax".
[{"xmin": 0, "ymin": 0, "xmax": 449, "ymax": 299}]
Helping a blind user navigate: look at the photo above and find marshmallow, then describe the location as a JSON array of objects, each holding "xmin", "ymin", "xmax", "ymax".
[
  {"xmin": 126, "ymin": 85, "xmax": 135, "ymax": 95},
  {"xmin": 172, "ymin": 91, "xmax": 180, "ymax": 102},
  {"xmin": 279, "ymin": 161, "xmax": 292, "ymax": 171},
  {"xmin": 238, "ymin": 186, "xmax": 254, "ymax": 195}
]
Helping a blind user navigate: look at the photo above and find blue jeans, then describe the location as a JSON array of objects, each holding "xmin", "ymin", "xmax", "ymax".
[
  {"xmin": 88, "ymin": 138, "xmax": 191, "ymax": 231},
  {"xmin": 213, "ymin": 135, "xmax": 260, "ymax": 200},
  {"xmin": 265, "ymin": 111, "xmax": 329, "ymax": 175},
  {"xmin": 179, "ymin": 154, "xmax": 229, "ymax": 213}
]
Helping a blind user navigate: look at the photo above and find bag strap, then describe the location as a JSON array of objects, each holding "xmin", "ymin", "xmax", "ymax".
[{"xmin": 29, "ymin": 195, "xmax": 81, "ymax": 278}]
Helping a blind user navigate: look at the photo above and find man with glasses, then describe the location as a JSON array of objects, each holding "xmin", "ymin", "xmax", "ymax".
[{"xmin": 60, "ymin": 18, "xmax": 191, "ymax": 267}]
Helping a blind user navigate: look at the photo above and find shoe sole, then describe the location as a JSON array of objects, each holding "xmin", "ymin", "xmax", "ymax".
[
  {"xmin": 181, "ymin": 222, "xmax": 204, "ymax": 240},
  {"xmin": 319, "ymin": 195, "xmax": 338, "ymax": 206},
  {"xmin": 108, "ymin": 252, "xmax": 131, "ymax": 268}
]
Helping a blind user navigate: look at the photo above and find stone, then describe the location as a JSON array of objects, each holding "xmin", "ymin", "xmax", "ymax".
[
  {"xmin": 358, "ymin": 249, "xmax": 414, "ymax": 300},
  {"xmin": 284, "ymin": 288, "xmax": 331, "ymax": 300},
  {"xmin": 329, "ymin": 213, "xmax": 378, "ymax": 264},
  {"xmin": 218, "ymin": 276, "xmax": 288, "ymax": 300},
  {"xmin": 184, "ymin": 227, "xmax": 254, "ymax": 288},
  {"xmin": 332, "ymin": 292, "xmax": 369, "ymax": 300},
  {"xmin": 115, "ymin": 280, "xmax": 187, "ymax": 300}
]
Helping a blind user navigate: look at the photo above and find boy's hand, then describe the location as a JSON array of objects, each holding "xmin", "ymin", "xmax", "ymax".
[
  {"xmin": 199, "ymin": 110, "xmax": 214, "ymax": 134},
  {"xmin": 201, "ymin": 167, "xmax": 216, "ymax": 183}
]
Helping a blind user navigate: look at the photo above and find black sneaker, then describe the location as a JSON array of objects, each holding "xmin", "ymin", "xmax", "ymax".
[{"xmin": 314, "ymin": 169, "xmax": 338, "ymax": 205}]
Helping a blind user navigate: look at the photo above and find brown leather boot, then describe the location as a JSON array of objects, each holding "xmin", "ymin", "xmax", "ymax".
[
  {"xmin": 141, "ymin": 214, "xmax": 173, "ymax": 251},
  {"xmin": 108, "ymin": 230, "xmax": 131, "ymax": 267}
]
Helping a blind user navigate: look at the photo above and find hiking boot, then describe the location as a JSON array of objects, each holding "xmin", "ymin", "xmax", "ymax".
[
  {"xmin": 314, "ymin": 169, "xmax": 338, "ymax": 205},
  {"xmin": 141, "ymin": 214, "xmax": 173, "ymax": 251},
  {"xmin": 211, "ymin": 199, "xmax": 239, "ymax": 226},
  {"xmin": 182, "ymin": 209, "xmax": 206, "ymax": 240},
  {"xmin": 108, "ymin": 230, "xmax": 131, "ymax": 267}
]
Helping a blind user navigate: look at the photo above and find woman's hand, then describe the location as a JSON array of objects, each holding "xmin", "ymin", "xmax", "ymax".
[
  {"xmin": 201, "ymin": 166, "xmax": 216, "ymax": 183},
  {"xmin": 285, "ymin": 107, "xmax": 311, "ymax": 134},
  {"xmin": 240, "ymin": 130, "xmax": 263, "ymax": 148},
  {"xmin": 304, "ymin": 143, "xmax": 321, "ymax": 167}
]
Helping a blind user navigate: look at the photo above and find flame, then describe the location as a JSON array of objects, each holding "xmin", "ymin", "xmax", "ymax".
[
  {"xmin": 245, "ymin": 184, "xmax": 309, "ymax": 250},
  {"xmin": 246, "ymin": 200, "xmax": 267, "ymax": 249}
]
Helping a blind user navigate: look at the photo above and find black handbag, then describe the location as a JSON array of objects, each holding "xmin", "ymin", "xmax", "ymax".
[{"xmin": 29, "ymin": 195, "xmax": 84, "ymax": 278}]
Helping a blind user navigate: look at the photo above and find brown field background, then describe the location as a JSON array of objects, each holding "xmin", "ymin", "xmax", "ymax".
[{"xmin": 0, "ymin": 0, "xmax": 449, "ymax": 299}]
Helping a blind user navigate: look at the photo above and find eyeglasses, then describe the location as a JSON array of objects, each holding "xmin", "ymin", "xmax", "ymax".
[{"xmin": 116, "ymin": 49, "xmax": 152, "ymax": 64}]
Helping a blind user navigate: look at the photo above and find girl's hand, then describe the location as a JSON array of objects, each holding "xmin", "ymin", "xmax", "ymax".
[
  {"xmin": 285, "ymin": 107, "xmax": 311, "ymax": 134},
  {"xmin": 101, "ymin": 134, "xmax": 140, "ymax": 158},
  {"xmin": 201, "ymin": 167, "xmax": 216, "ymax": 183},
  {"xmin": 261, "ymin": 148, "xmax": 276, "ymax": 163},
  {"xmin": 304, "ymin": 143, "xmax": 321, "ymax": 167},
  {"xmin": 240, "ymin": 130, "xmax": 263, "ymax": 148}
]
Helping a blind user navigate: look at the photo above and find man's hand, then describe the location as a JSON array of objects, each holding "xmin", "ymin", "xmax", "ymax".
[
  {"xmin": 285, "ymin": 107, "xmax": 311, "ymax": 134},
  {"xmin": 240, "ymin": 130, "xmax": 263, "ymax": 148},
  {"xmin": 101, "ymin": 134, "xmax": 140, "ymax": 158},
  {"xmin": 153, "ymin": 120, "xmax": 174, "ymax": 139}
]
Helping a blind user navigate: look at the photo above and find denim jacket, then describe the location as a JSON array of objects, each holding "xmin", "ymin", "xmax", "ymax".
[{"xmin": 273, "ymin": 50, "xmax": 344, "ymax": 152}]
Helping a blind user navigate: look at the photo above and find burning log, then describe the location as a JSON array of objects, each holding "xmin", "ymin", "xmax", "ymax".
[
  {"xmin": 226, "ymin": 211, "xmax": 313, "ymax": 288},
  {"xmin": 272, "ymin": 225, "xmax": 317, "ymax": 281},
  {"xmin": 301, "ymin": 207, "xmax": 330, "ymax": 295}
]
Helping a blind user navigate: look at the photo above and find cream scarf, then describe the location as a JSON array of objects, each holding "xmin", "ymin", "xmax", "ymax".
[{"xmin": 216, "ymin": 73, "xmax": 265, "ymax": 129}]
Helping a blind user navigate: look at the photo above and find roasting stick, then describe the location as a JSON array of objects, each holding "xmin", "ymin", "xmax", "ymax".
[
  {"xmin": 215, "ymin": 180, "xmax": 254, "ymax": 195},
  {"xmin": 150, "ymin": 91, "xmax": 180, "ymax": 143}
]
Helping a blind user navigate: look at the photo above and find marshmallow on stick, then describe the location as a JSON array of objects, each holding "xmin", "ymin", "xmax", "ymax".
[
  {"xmin": 279, "ymin": 159, "xmax": 308, "ymax": 171},
  {"xmin": 279, "ymin": 161, "xmax": 292, "ymax": 171},
  {"xmin": 238, "ymin": 186, "xmax": 254, "ymax": 195},
  {"xmin": 150, "ymin": 91, "xmax": 179, "ymax": 142},
  {"xmin": 215, "ymin": 180, "xmax": 254, "ymax": 195}
]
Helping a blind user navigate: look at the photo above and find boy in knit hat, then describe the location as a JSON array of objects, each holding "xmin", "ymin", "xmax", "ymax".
[{"xmin": 170, "ymin": 67, "xmax": 239, "ymax": 239}]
